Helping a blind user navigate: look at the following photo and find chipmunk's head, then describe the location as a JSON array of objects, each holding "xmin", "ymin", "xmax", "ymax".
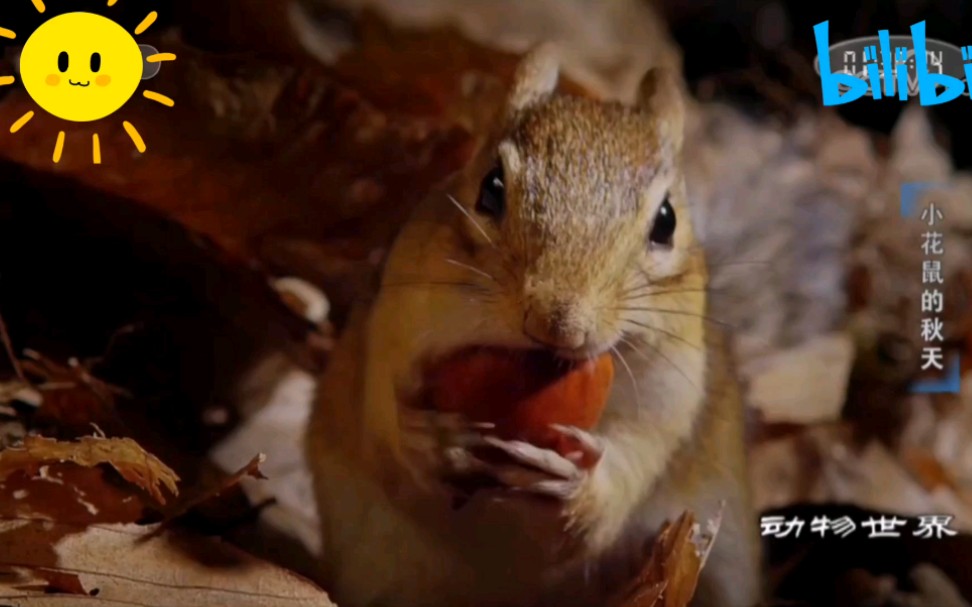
[{"xmin": 449, "ymin": 45, "xmax": 706, "ymax": 361}]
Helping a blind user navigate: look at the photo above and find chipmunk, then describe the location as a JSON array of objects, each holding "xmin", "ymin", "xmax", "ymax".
[{"xmin": 307, "ymin": 45, "xmax": 762, "ymax": 607}]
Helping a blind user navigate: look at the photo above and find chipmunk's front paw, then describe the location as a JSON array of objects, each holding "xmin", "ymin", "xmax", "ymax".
[
  {"xmin": 475, "ymin": 425, "xmax": 604, "ymax": 500},
  {"xmin": 399, "ymin": 409, "xmax": 604, "ymax": 503},
  {"xmin": 477, "ymin": 426, "xmax": 617, "ymax": 556},
  {"xmin": 398, "ymin": 408, "xmax": 494, "ymax": 485}
]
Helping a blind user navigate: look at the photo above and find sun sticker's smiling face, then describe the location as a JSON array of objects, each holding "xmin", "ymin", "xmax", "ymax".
[
  {"xmin": 0, "ymin": 1, "xmax": 176, "ymax": 164},
  {"xmin": 20, "ymin": 12, "xmax": 142, "ymax": 123}
]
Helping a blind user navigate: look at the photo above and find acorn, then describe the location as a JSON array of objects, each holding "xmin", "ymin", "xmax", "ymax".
[{"xmin": 423, "ymin": 347, "xmax": 614, "ymax": 457}]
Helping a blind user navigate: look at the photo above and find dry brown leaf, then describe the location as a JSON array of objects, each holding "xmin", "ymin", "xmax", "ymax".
[
  {"xmin": 177, "ymin": 0, "xmax": 317, "ymax": 59},
  {"xmin": 328, "ymin": 10, "xmax": 523, "ymax": 118},
  {"xmin": 17, "ymin": 350, "xmax": 132, "ymax": 437},
  {"xmin": 621, "ymin": 581, "xmax": 667, "ymax": 607},
  {"xmin": 614, "ymin": 509, "xmax": 721, "ymax": 607},
  {"xmin": 0, "ymin": 37, "xmax": 472, "ymax": 269},
  {"xmin": 165, "ymin": 453, "xmax": 267, "ymax": 523},
  {"xmin": 0, "ymin": 464, "xmax": 151, "ymax": 524},
  {"xmin": 201, "ymin": 453, "xmax": 268, "ymax": 495},
  {"xmin": 19, "ymin": 568, "xmax": 90, "ymax": 596},
  {"xmin": 21, "ymin": 350, "xmax": 131, "ymax": 404},
  {"xmin": 903, "ymin": 447, "xmax": 960, "ymax": 493},
  {"xmin": 0, "ymin": 436, "xmax": 179, "ymax": 504},
  {"xmin": 0, "ymin": 518, "xmax": 336, "ymax": 606}
]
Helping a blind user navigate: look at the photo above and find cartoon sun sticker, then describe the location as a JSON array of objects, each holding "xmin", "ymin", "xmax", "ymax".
[{"xmin": 0, "ymin": 1, "xmax": 176, "ymax": 164}]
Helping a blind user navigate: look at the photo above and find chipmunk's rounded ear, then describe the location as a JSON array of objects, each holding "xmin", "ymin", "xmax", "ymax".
[
  {"xmin": 637, "ymin": 67, "xmax": 685, "ymax": 151},
  {"xmin": 507, "ymin": 43, "xmax": 560, "ymax": 119}
]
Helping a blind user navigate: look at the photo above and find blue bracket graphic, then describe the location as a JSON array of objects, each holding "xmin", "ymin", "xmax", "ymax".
[
  {"xmin": 910, "ymin": 355, "xmax": 963, "ymax": 393},
  {"xmin": 900, "ymin": 181, "xmax": 962, "ymax": 394},
  {"xmin": 900, "ymin": 182, "xmax": 942, "ymax": 217}
]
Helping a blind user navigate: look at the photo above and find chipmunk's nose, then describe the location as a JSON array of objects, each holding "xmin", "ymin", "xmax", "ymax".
[{"xmin": 522, "ymin": 300, "xmax": 588, "ymax": 351}]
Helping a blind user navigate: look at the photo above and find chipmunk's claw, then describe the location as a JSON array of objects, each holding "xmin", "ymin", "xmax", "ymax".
[
  {"xmin": 472, "ymin": 426, "xmax": 604, "ymax": 500},
  {"xmin": 399, "ymin": 409, "xmax": 495, "ymax": 492},
  {"xmin": 400, "ymin": 410, "xmax": 604, "ymax": 502},
  {"xmin": 481, "ymin": 436, "xmax": 578, "ymax": 479},
  {"xmin": 550, "ymin": 424, "xmax": 605, "ymax": 464},
  {"xmin": 400, "ymin": 409, "xmax": 492, "ymax": 453}
]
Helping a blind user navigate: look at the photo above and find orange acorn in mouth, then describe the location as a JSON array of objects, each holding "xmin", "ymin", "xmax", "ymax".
[{"xmin": 421, "ymin": 347, "xmax": 615, "ymax": 457}]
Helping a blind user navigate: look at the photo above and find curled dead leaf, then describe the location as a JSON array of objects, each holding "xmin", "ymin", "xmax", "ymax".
[
  {"xmin": 0, "ymin": 436, "xmax": 179, "ymax": 505},
  {"xmin": 165, "ymin": 453, "xmax": 267, "ymax": 524},
  {"xmin": 614, "ymin": 508, "xmax": 723, "ymax": 607}
]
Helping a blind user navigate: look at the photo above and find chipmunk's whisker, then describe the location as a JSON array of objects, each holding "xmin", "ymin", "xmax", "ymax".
[
  {"xmin": 383, "ymin": 278, "xmax": 492, "ymax": 293},
  {"xmin": 621, "ymin": 267, "xmax": 708, "ymax": 298},
  {"xmin": 621, "ymin": 285, "xmax": 714, "ymax": 298},
  {"xmin": 621, "ymin": 281, "xmax": 781, "ymax": 312},
  {"xmin": 446, "ymin": 258, "xmax": 496, "ymax": 282},
  {"xmin": 683, "ymin": 242, "xmax": 773, "ymax": 265},
  {"xmin": 613, "ymin": 306, "xmax": 737, "ymax": 330},
  {"xmin": 705, "ymin": 260, "xmax": 773, "ymax": 268},
  {"xmin": 446, "ymin": 194, "xmax": 495, "ymax": 247},
  {"xmin": 620, "ymin": 318, "xmax": 703, "ymax": 352},
  {"xmin": 619, "ymin": 307, "xmax": 773, "ymax": 350},
  {"xmin": 619, "ymin": 333, "xmax": 702, "ymax": 398},
  {"xmin": 610, "ymin": 344, "xmax": 639, "ymax": 400}
]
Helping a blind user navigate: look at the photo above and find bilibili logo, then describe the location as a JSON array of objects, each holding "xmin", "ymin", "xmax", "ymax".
[{"xmin": 813, "ymin": 20, "xmax": 971, "ymax": 106}]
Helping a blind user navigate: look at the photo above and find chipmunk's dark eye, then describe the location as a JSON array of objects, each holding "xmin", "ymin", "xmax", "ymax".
[
  {"xmin": 648, "ymin": 193, "xmax": 676, "ymax": 247},
  {"xmin": 476, "ymin": 164, "xmax": 505, "ymax": 219}
]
